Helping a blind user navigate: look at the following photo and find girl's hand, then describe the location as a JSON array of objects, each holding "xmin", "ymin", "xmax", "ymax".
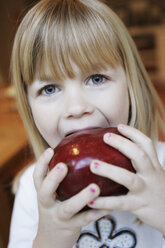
[
  {"xmin": 88, "ymin": 124, "xmax": 165, "ymax": 234},
  {"xmin": 33, "ymin": 148, "xmax": 109, "ymax": 248}
]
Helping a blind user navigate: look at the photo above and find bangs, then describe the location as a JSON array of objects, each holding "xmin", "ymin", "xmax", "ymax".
[{"xmin": 20, "ymin": 0, "xmax": 122, "ymax": 84}]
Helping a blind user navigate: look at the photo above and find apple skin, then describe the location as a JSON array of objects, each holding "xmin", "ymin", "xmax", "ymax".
[{"xmin": 49, "ymin": 127, "xmax": 135, "ymax": 201}]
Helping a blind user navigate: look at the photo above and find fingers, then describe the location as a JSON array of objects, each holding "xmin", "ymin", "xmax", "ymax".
[
  {"xmin": 117, "ymin": 125, "xmax": 160, "ymax": 168},
  {"xmin": 58, "ymin": 184, "xmax": 100, "ymax": 220},
  {"xmin": 39, "ymin": 163, "xmax": 68, "ymax": 206},
  {"xmin": 33, "ymin": 148, "xmax": 54, "ymax": 190},
  {"xmin": 90, "ymin": 160, "xmax": 144, "ymax": 192},
  {"xmin": 70, "ymin": 209, "xmax": 110, "ymax": 229},
  {"xmin": 103, "ymin": 125, "xmax": 158, "ymax": 173},
  {"xmin": 33, "ymin": 148, "xmax": 68, "ymax": 207},
  {"xmin": 88, "ymin": 194, "xmax": 142, "ymax": 212}
]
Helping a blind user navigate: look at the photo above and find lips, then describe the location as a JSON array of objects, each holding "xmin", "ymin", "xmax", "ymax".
[{"xmin": 65, "ymin": 126, "xmax": 101, "ymax": 137}]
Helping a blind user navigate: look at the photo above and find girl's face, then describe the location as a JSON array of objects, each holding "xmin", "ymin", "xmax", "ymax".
[{"xmin": 28, "ymin": 65, "xmax": 129, "ymax": 148}]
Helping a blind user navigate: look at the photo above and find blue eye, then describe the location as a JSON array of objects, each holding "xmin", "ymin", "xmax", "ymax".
[
  {"xmin": 88, "ymin": 74, "xmax": 106, "ymax": 86},
  {"xmin": 41, "ymin": 85, "xmax": 58, "ymax": 95}
]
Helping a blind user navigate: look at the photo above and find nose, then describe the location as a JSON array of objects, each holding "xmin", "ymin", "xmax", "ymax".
[{"xmin": 63, "ymin": 90, "xmax": 94, "ymax": 119}]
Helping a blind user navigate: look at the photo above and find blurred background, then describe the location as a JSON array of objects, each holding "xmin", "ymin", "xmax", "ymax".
[{"xmin": 0, "ymin": 0, "xmax": 165, "ymax": 247}]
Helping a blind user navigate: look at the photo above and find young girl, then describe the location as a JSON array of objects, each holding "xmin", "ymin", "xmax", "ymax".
[{"xmin": 8, "ymin": 0, "xmax": 165, "ymax": 247}]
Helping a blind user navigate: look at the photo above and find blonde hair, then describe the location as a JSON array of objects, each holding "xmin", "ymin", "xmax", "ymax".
[{"xmin": 11, "ymin": 0, "xmax": 165, "ymax": 159}]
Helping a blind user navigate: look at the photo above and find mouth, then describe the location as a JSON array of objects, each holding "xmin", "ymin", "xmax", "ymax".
[{"xmin": 65, "ymin": 127, "xmax": 101, "ymax": 137}]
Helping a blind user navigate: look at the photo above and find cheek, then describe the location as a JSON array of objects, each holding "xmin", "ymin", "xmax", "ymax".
[
  {"xmin": 114, "ymin": 90, "xmax": 129, "ymax": 123},
  {"xmin": 116, "ymin": 92, "xmax": 129, "ymax": 123},
  {"xmin": 33, "ymin": 109, "xmax": 52, "ymax": 135},
  {"xmin": 102, "ymin": 87, "xmax": 130, "ymax": 124},
  {"xmin": 30, "ymin": 104, "xmax": 59, "ymax": 145}
]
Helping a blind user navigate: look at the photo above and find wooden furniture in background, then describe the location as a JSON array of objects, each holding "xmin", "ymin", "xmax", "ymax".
[{"xmin": 129, "ymin": 25, "xmax": 165, "ymax": 85}]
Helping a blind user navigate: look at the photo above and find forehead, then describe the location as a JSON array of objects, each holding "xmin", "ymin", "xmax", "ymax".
[
  {"xmin": 35, "ymin": 60, "xmax": 114, "ymax": 83},
  {"xmin": 20, "ymin": 0, "xmax": 123, "ymax": 85},
  {"xmin": 34, "ymin": 34, "xmax": 121, "ymax": 84}
]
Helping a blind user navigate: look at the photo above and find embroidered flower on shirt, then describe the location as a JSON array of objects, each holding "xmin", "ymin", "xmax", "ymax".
[{"xmin": 76, "ymin": 215, "xmax": 137, "ymax": 248}]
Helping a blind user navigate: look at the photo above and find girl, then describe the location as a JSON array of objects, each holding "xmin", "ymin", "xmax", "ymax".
[{"xmin": 8, "ymin": 0, "xmax": 165, "ymax": 247}]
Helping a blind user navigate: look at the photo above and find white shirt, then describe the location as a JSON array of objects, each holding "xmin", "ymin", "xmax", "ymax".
[{"xmin": 8, "ymin": 142, "xmax": 165, "ymax": 248}]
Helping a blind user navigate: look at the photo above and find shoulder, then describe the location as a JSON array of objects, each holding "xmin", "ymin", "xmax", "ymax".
[
  {"xmin": 18, "ymin": 164, "xmax": 36, "ymax": 195},
  {"xmin": 19, "ymin": 164, "xmax": 35, "ymax": 183},
  {"xmin": 156, "ymin": 141, "xmax": 165, "ymax": 150},
  {"xmin": 14, "ymin": 163, "xmax": 37, "ymax": 201},
  {"xmin": 12, "ymin": 163, "xmax": 35, "ymax": 195},
  {"xmin": 8, "ymin": 164, "xmax": 38, "ymax": 247},
  {"xmin": 156, "ymin": 141, "xmax": 165, "ymax": 168},
  {"xmin": 11, "ymin": 163, "xmax": 38, "ymax": 221}
]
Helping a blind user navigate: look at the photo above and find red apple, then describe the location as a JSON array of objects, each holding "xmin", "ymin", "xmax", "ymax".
[{"xmin": 49, "ymin": 127, "xmax": 135, "ymax": 201}]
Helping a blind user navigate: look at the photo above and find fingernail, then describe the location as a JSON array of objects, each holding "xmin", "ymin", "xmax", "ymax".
[
  {"xmin": 105, "ymin": 133, "xmax": 112, "ymax": 140},
  {"xmin": 89, "ymin": 201, "xmax": 95, "ymax": 205},
  {"xmin": 46, "ymin": 148, "xmax": 53, "ymax": 156},
  {"xmin": 118, "ymin": 124, "xmax": 125, "ymax": 129},
  {"xmin": 56, "ymin": 163, "xmax": 64, "ymax": 171},
  {"xmin": 93, "ymin": 161, "xmax": 100, "ymax": 169},
  {"xmin": 90, "ymin": 187, "xmax": 96, "ymax": 193}
]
